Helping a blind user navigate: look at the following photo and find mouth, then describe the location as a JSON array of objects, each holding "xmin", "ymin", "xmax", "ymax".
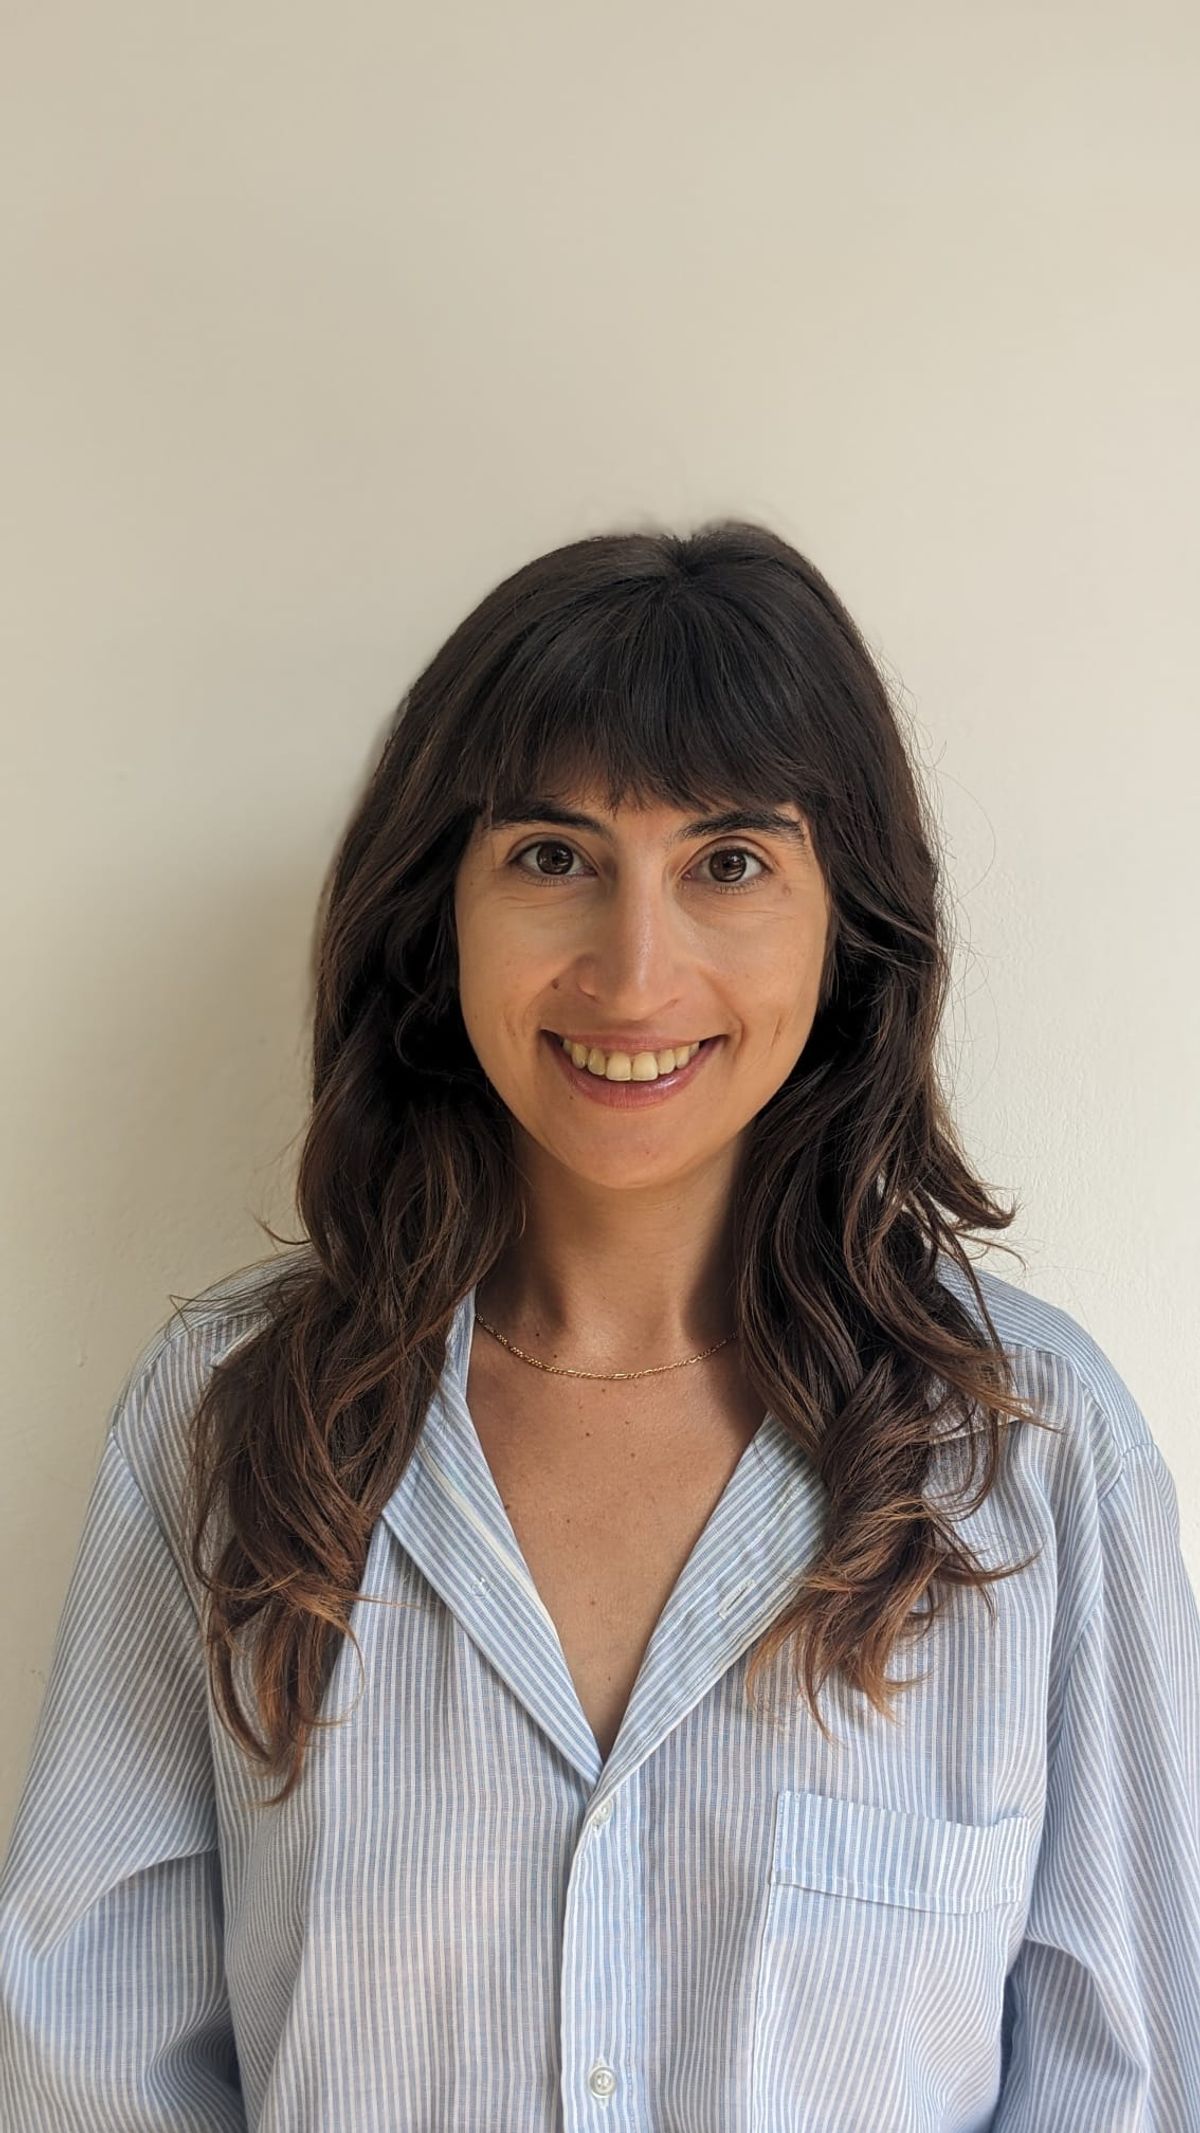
[{"xmin": 540, "ymin": 1029, "xmax": 722, "ymax": 1107}]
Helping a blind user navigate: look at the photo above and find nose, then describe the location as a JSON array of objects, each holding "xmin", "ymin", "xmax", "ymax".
[{"xmin": 573, "ymin": 876, "xmax": 691, "ymax": 1020}]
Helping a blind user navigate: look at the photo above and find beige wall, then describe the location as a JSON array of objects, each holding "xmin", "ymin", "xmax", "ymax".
[{"xmin": 3, "ymin": 0, "xmax": 1197, "ymax": 1826}]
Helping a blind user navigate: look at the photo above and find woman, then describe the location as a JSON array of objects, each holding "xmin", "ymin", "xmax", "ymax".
[{"xmin": 1, "ymin": 519, "xmax": 1197, "ymax": 2130}]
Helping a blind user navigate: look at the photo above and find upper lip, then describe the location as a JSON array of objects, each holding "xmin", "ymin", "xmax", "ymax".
[{"xmin": 546, "ymin": 1030, "xmax": 714, "ymax": 1052}]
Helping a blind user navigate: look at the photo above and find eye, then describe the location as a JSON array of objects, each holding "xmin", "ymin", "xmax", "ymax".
[
  {"xmin": 507, "ymin": 841, "xmax": 772, "ymax": 894},
  {"xmin": 510, "ymin": 839, "xmax": 584, "ymax": 882},
  {"xmin": 701, "ymin": 846, "xmax": 770, "ymax": 893}
]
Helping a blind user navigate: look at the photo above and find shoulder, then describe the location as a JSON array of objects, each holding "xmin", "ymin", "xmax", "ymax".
[
  {"xmin": 105, "ymin": 1249, "xmax": 314, "ymax": 1550},
  {"xmin": 933, "ymin": 1250, "xmax": 1163, "ymax": 1500}
]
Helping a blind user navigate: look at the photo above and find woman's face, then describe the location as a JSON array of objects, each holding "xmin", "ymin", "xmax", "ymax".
[{"xmin": 452, "ymin": 787, "xmax": 833, "ymax": 1193}]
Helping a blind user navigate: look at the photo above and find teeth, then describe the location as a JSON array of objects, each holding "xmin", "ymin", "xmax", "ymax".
[{"xmin": 559, "ymin": 1037, "xmax": 703, "ymax": 1081}]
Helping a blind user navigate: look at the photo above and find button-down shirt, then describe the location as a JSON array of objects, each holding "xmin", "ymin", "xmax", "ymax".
[{"xmin": 1, "ymin": 1252, "xmax": 1198, "ymax": 2130}]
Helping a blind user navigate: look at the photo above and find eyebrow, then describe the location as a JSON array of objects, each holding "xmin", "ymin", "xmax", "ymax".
[{"xmin": 487, "ymin": 801, "xmax": 810, "ymax": 850}]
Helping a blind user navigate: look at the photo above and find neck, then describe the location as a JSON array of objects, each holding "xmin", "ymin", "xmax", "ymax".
[{"xmin": 477, "ymin": 1141, "xmax": 743, "ymax": 1371}]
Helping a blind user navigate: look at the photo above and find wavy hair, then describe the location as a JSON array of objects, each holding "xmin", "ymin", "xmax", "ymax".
[{"xmin": 183, "ymin": 517, "xmax": 1052, "ymax": 1806}]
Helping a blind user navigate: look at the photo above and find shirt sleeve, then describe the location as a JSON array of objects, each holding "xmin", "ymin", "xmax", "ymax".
[
  {"xmin": 992, "ymin": 1441, "xmax": 1200, "ymax": 2130},
  {"xmin": 0, "ymin": 1383, "xmax": 247, "ymax": 2130}
]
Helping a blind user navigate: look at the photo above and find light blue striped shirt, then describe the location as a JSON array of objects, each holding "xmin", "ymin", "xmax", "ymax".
[{"xmin": 1, "ymin": 1253, "xmax": 1198, "ymax": 2130}]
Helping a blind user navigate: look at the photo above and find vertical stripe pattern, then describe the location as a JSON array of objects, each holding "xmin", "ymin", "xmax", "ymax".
[{"xmin": 1, "ymin": 1253, "xmax": 1197, "ymax": 2130}]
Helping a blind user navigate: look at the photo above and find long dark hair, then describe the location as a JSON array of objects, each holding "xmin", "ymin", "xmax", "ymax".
[{"xmin": 184, "ymin": 517, "xmax": 1051, "ymax": 1806}]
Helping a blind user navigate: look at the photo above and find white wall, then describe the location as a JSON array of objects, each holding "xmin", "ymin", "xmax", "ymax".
[{"xmin": 3, "ymin": 0, "xmax": 1197, "ymax": 1825}]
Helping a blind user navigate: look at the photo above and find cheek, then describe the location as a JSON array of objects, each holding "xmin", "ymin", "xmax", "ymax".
[
  {"xmin": 453, "ymin": 933, "xmax": 507, "ymax": 1056},
  {"xmin": 456, "ymin": 956, "xmax": 527, "ymax": 1066},
  {"xmin": 745, "ymin": 953, "xmax": 826, "ymax": 1049}
]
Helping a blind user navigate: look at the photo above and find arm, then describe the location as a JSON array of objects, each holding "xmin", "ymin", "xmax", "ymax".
[
  {"xmin": 992, "ymin": 1443, "xmax": 1200, "ymax": 2129},
  {"xmin": 0, "ymin": 1393, "xmax": 247, "ymax": 2129}
]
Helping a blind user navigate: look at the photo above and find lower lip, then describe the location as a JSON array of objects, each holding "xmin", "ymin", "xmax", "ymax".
[{"xmin": 542, "ymin": 1031, "xmax": 721, "ymax": 1108}]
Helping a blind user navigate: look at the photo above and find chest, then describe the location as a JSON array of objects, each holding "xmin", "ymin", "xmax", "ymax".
[{"xmin": 464, "ymin": 1347, "xmax": 766, "ymax": 1761}]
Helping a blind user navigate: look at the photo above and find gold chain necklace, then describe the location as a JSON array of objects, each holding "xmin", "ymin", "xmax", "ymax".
[{"xmin": 473, "ymin": 1310, "xmax": 737, "ymax": 1382}]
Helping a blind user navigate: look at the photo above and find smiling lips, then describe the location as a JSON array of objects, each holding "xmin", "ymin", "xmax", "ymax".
[
  {"xmin": 541, "ymin": 1029, "xmax": 720, "ymax": 1109},
  {"xmin": 549, "ymin": 1033, "xmax": 712, "ymax": 1084}
]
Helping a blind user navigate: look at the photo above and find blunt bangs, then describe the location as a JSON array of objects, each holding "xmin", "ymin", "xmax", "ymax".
[{"xmin": 445, "ymin": 575, "xmax": 829, "ymax": 835}]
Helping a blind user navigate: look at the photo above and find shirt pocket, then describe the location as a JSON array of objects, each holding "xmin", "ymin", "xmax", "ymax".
[{"xmin": 751, "ymin": 1788, "xmax": 1036, "ymax": 2133}]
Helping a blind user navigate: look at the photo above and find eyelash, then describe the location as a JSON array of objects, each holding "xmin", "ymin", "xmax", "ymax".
[{"xmin": 507, "ymin": 840, "xmax": 773, "ymax": 896}]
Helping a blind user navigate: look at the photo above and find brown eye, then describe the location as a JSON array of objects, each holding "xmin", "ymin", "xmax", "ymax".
[
  {"xmin": 702, "ymin": 847, "xmax": 769, "ymax": 891},
  {"xmin": 510, "ymin": 840, "xmax": 583, "ymax": 879},
  {"xmin": 507, "ymin": 840, "xmax": 771, "ymax": 892}
]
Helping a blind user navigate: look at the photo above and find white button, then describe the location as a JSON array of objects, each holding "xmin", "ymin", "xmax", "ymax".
[
  {"xmin": 590, "ymin": 1798, "xmax": 613, "ymax": 1828},
  {"xmin": 588, "ymin": 2064, "xmax": 617, "ymax": 2098}
]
